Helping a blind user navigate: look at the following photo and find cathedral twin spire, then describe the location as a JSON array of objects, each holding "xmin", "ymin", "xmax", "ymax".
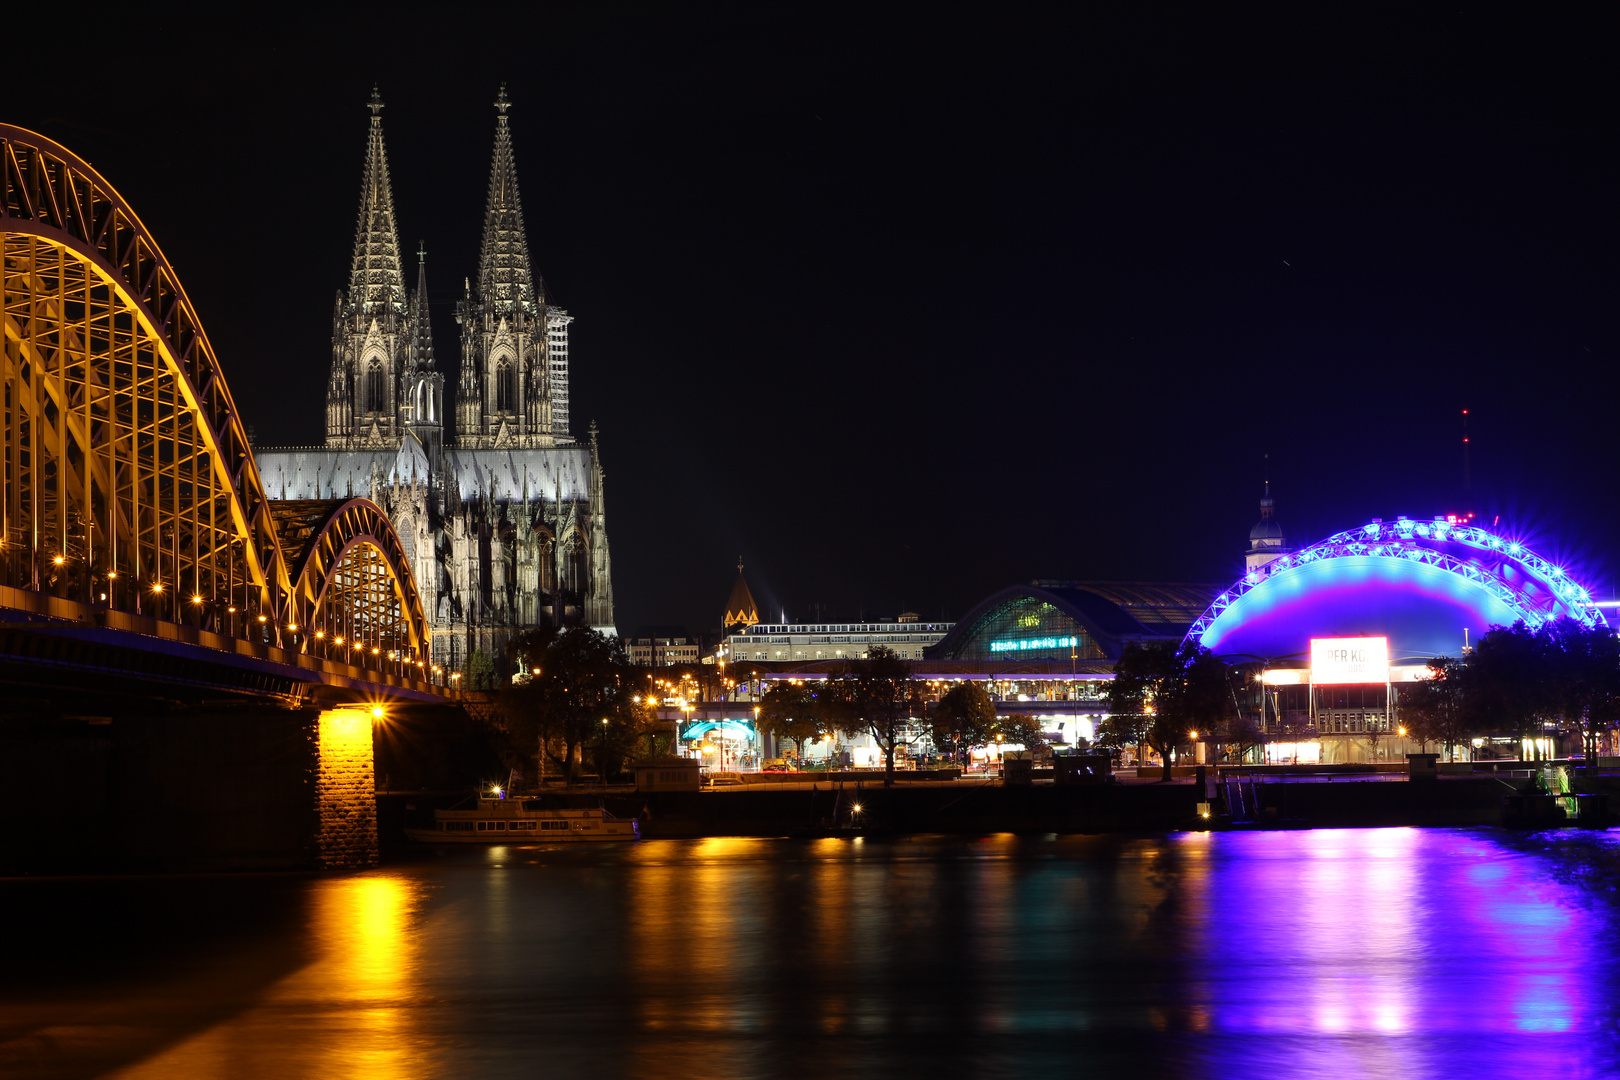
[
  {"xmin": 457, "ymin": 83, "xmax": 569, "ymax": 448},
  {"xmin": 329, "ymin": 85, "xmax": 571, "ymax": 450},
  {"xmin": 349, "ymin": 88, "xmax": 407, "ymax": 316},
  {"xmin": 477, "ymin": 86, "xmax": 539, "ymax": 310}
]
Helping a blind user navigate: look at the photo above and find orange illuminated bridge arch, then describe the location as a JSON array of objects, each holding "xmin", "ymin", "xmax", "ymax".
[{"xmin": 1, "ymin": 124, "xmax": 430, "ymax": 671}]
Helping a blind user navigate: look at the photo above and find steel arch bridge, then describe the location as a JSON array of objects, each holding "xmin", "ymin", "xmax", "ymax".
[{"xmin": 1, "ymin": 124, "xmax": 431, "ymax": 680}]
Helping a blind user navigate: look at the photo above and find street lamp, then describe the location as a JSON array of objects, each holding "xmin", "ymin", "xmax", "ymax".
[{"xmin": 600, "ymin": 717, "xmax": 611, "ymax": 786}]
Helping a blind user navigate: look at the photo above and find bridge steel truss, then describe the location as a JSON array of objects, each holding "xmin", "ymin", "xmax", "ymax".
[
  {"xmin": 271, "ymin": 498, "xmax": 427, "ymax": 668},
  {"xmin": 1, "ymin": 125, "xmax": 432, "ymax": 678}
]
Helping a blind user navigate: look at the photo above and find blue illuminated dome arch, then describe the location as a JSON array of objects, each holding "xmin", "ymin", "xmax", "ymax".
[{"xmin": 1188, "ymin": 517, "xmax": 1605, "ymax": 663}]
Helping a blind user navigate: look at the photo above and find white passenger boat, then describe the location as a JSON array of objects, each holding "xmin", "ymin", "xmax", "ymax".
[{"xmin": 404, "ymin": 798, "xmax": 638, "ymax": 843}]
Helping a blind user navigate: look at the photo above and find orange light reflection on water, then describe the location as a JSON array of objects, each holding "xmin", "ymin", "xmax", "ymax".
[{"xmin": 110, "ymin": 874, "xmax": 425, "ymax": 1079}]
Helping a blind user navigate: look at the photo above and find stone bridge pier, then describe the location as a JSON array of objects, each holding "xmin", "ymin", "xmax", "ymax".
[{"xmin": 1, "ymin": 702, "xmax": 387, "ymax": 874}]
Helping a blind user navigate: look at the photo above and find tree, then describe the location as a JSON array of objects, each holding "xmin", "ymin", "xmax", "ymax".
[
  {"xmin": 995, "ymin": 715, "xmax": 1049, "ymax": 759},
  {"xmin": 1537, "ymin": 618, "xmax": 1620, "ymax": 762},
  {"xmin": 1364, "ymin": 719, "xmax": 1384, "ymax": 762},
  {"xmin": 1401, "ymin": 657, "xmax": 1470, "ymax": 759},
  {"xmin": 463, "ymin": 648, "xmax": 497, "ymax": 691},
  {"xmin": 1105, "ymin": 640, "xmax": 1232, "ymax": 781},
  {"xmin": 1465, "ymin": 622, "xmax": 1555, "ymax": 755},
  {"xmin": 1218, "ymin": 712, "xmax": 1264, "ymax": 764},
  {"xmin": 820, "ymin": 646, "xmax": 921, "ymax": 786},
  {"xmin": 929, "ymin": 682, "xmax": 998, "ymax": 766},
  {"xmin": 1093, "ymin": 710, "xmax": 1150, "ymax": 759},
  {"xmin": 757, "ymin": 679, "xmax": 830, "ymax": 759},
  {"xmin": 501, "ymin": 626, "xmax": 642, "ymax": 782},
  {"xmin": 1221, "ymin": 662, "xmax": 1268, "ymax": 762}
]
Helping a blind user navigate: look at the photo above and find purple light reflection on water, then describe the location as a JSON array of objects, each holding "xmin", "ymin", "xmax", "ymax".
[{"xmin": 1175, "ymin": 828, "xmax": 1620, "ymax": 1079}]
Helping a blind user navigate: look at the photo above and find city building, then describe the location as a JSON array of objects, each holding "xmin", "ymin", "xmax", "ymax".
[
  {"xmin": 926, "ymin": 581, "xmax": 1216, "ymax": 667},
  {"xmin": 255, "ymin": 89, "xmax": 615, "ymax": 675},
  {"xmin": 917, "ymin": 580, "xmax": 1220, "ymax": 752},
  {"xmin": 726, "ymin": 613, "xmax": 953, "ymax": 664},
  {"xmin": 628, "ymin": 629, "xmax": 701, "ymax": 667},
  {"xmin": 718, "ymin": 563, "xmax": 951, "ymax": 664}
]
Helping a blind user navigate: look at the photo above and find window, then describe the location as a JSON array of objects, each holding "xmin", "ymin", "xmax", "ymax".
[
  {"xmin": 496, "ymin": 363, "xmax": 516, "ymax": 412},
  {"xmin": 365, "ymin": 364, "xmax": 386, "ymax": 413}
]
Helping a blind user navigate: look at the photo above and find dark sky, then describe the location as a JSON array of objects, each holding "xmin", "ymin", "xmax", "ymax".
[{"xmin": 10, "ymin": 6, "xmax": 1617, "ymax": 633}]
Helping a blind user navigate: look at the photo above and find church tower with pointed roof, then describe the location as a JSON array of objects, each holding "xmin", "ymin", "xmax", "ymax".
[
  {"xmin": 724, "ymin": 561, "xmax": 761, "ymax": 631},
  {"xmin": 326, "ymin": 88, "xmax": 439, "ymax": 450},
  {"xmin": 1245, "ymin": 459, "xmax": 1289, "ymax": 572},
  {"xmin": 455, "ymin": 86, "xmax": 573, "ymax": 448}
]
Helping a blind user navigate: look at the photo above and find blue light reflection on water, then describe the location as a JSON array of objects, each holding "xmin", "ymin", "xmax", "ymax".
[{"xmin": 1174, "ymin": 828, "xmax": 1620, "ymax": 1078}]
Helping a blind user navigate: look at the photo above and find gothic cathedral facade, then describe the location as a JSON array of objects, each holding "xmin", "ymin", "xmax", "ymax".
[{"xmin": 256, "ymin": 89, "xmax": 615, "ymax": 674}]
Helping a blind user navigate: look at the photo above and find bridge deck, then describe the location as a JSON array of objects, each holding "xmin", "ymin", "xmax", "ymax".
[{"xmin": 0, "ymin": 586, "xmax": 446, "ymax": 704}]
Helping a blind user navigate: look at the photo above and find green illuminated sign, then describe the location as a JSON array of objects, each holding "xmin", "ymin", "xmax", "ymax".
[{"xmin": 989, "ymin": 635, "xmax": 1079, "ymax": 654}]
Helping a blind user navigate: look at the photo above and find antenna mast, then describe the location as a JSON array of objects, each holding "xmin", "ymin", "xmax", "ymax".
[{"xmin": 1461, "ymin": 408, "xmax": 1470, "ymax": 493}]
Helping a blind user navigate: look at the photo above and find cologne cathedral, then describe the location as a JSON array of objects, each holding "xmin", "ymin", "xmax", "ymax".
[{"xmin": 255, "ymin": 89, "xmax": 615, "ymax": 672}]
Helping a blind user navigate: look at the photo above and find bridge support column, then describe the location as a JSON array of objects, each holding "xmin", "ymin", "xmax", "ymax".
[
  {"xmin": 2, "ymin": 703, "xmax": 383, "ymax": 874},
  {"xmin": 315, "ymin": 707, "xmax": 380, "ymax": 869}
]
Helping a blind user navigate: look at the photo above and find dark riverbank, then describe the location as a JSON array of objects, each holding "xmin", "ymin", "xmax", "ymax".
[{"xmin": 379, "ymin": 772, "xmax": 1601, "ymax": 855}]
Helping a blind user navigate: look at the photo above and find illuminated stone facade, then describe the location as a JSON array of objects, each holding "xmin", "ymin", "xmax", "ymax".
[{"xmin": 258, "ymin": 89, "xmax": 615, "ymax": 670}]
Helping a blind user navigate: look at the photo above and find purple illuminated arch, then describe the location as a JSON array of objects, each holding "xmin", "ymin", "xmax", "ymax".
[{"xmin": 1188, "ymin": 518, "xmax": 1605, "ymax": 662}]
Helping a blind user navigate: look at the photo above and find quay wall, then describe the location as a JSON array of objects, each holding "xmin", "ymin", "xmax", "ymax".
[{"xmin": 382, "ymin": 776, "xmax": 1539, "ymax": 844}]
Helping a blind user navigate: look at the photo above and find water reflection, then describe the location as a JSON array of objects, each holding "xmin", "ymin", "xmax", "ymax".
[
  {"xmin": 5, "ymin": 828, "xmax": 1615, "ymax": 1079},
  {"xmin": 1176, "ymin": 828, "xmax": 1616, "ymax": 1078},
  {"xmin": 109, "ymin": 874, "xmax": 425, "ymax": 1079}
]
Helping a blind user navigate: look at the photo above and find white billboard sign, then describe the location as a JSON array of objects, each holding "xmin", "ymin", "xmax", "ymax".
[{"xmin": 1310, "ymin": 636, "xmax": 1389, "ymax": 685}]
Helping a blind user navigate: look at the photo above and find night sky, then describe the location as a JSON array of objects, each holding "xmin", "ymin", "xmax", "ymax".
[{"xmin": 10, "ymin": 7, "xmax": 1617, "ymax": 633}]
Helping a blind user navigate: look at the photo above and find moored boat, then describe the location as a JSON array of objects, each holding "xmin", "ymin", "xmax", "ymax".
[{"xmin": 404, "ymin": 797, "xmax": 638, "ymax": 843}]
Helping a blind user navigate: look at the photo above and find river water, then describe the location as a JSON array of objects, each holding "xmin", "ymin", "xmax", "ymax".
[{"xmin": 5, "ymin": 827, "xmax": 1619, "ymax": 1079}]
